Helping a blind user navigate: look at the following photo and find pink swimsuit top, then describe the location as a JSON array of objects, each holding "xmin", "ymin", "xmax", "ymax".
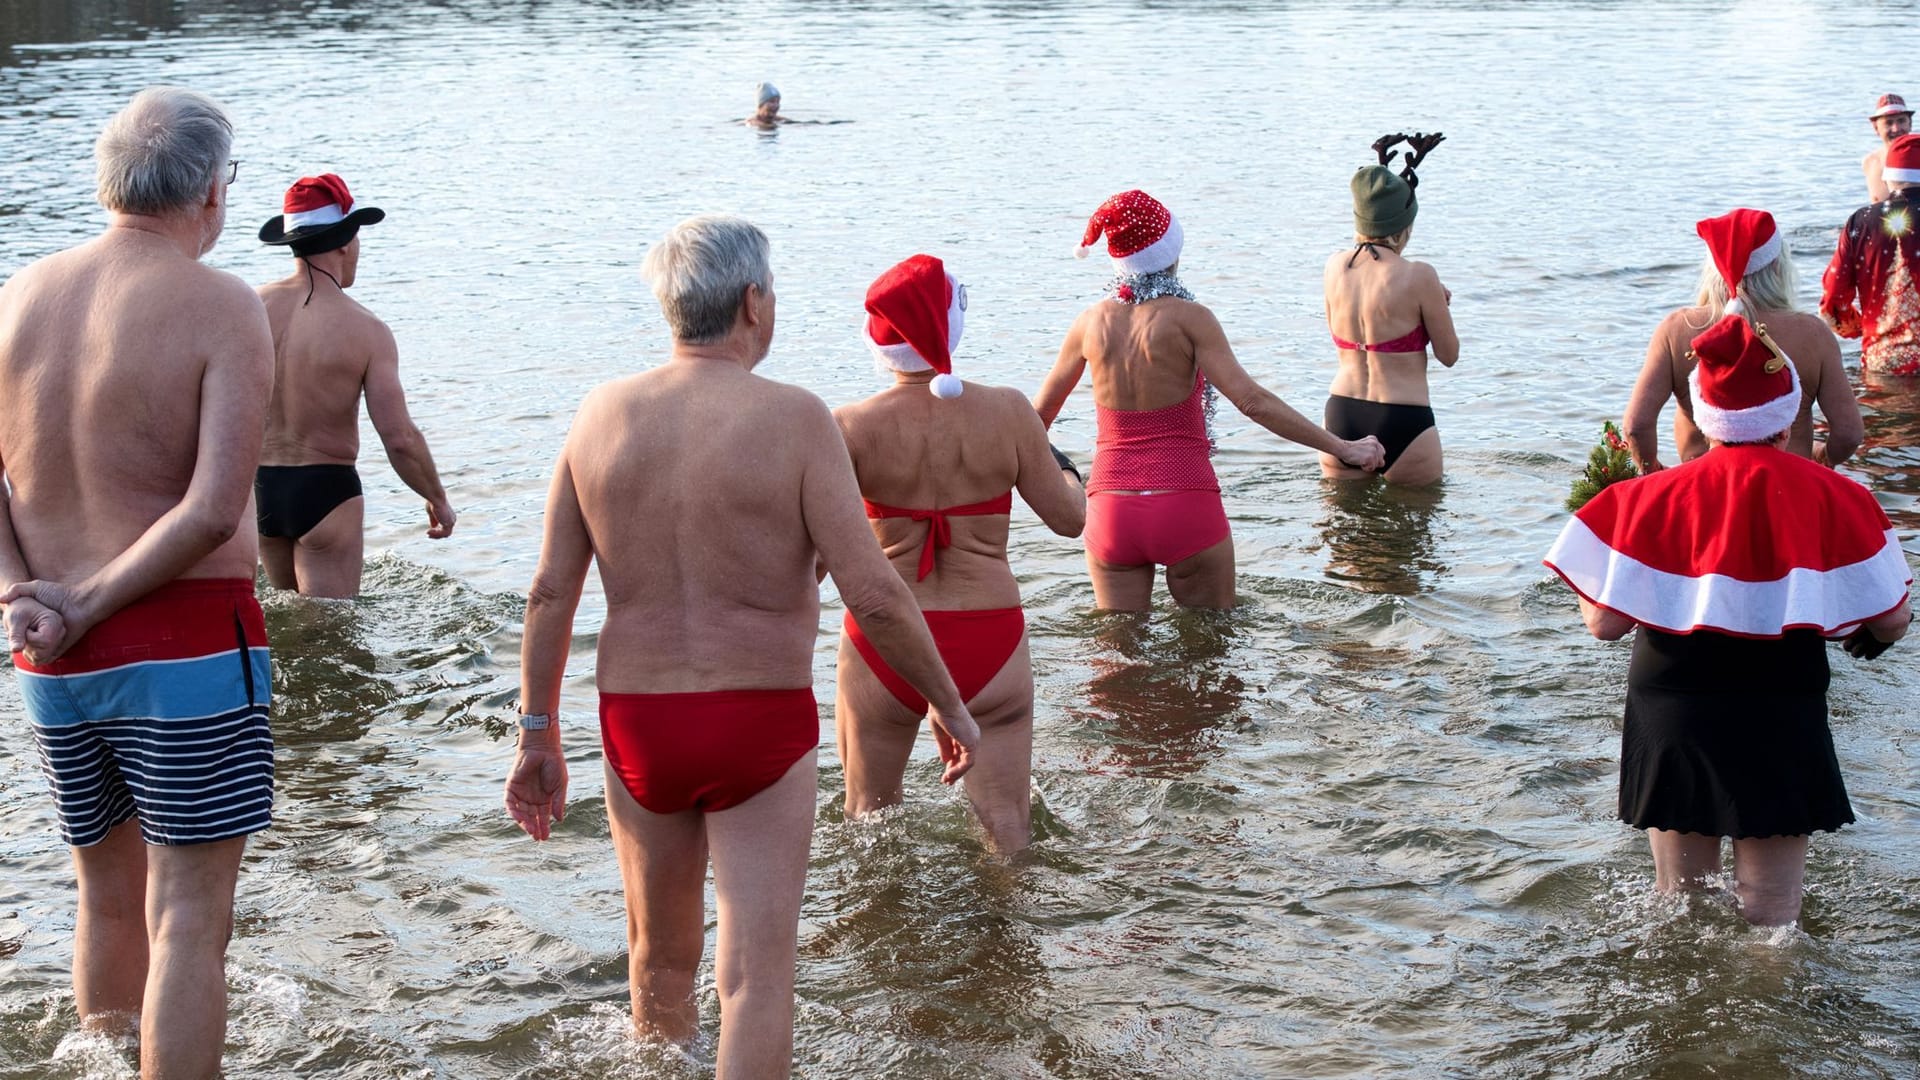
[
  {"xmin": 864, "ymin": 492, "xmax": 1014, "ymax": 580},
  {"xmin": 1087, "ymin": 372, "xmax": 1220, "ymax": 496},
  {"xmin": 1331, "ymin": 323, "xmax": 1431, "ymax": 353}
]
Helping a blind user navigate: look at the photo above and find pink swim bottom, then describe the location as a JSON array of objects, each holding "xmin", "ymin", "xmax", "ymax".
[{"xmin": 1084, "ymin": 490, "xmax": 1231, "ymax": 568}]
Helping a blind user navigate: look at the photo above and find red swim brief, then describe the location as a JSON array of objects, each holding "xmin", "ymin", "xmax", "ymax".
[
  {"xmin": 599, "ymin": 688, "xmax": 818, "ymax": 814},
  {"xmin": 842, "ymin": 607, "xmax": 1026, "ymax": 715}
]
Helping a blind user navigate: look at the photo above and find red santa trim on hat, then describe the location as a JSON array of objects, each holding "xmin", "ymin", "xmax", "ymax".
[
  {"xmin": 1075, "ymin": 190, "xmax": 1184, "ymax": 275},
  {"xmin": 865, "ymin": 254, "xmax": 967, "ymax": 398},
  {"xmin": 1686, "ymin": 314, "xmax": 1801, "ymax": 443},
  {"xmin": 1695, "ymin": 208, "xmax": 1780, "ymax": 315},
  {"xmin": 1884, "ymin": 133, "xmax": 1920, "ymax": 184},
  {"xmin": 281, "ymin": 174, "xmax": 359, "ymax": 229}
]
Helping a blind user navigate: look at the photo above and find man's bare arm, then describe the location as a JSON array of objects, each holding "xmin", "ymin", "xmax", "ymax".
[
  {"xmin": 363, "ymin": 322, "xmax": 456, "ymax": 538},
  {"xmin": 0, "ymin": 464, "xmax": 64, "ymax": 660}
]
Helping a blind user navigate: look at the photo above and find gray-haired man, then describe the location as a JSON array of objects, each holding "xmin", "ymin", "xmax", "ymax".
[{"xmin": 0, "ymin": 86, "xmax": 275, "ymax": 1077}]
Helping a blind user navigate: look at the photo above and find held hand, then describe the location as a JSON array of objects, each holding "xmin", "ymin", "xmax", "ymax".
[
  {"xmin": 504, "ymin": 741, "xmax": 568, "ymax": 840},
  {"xmin": 926, "ymin": 702, "xmax": 980, "ymax": 785},
  {"xmin": 1443, "ymin": 286, "xmax": 1453, "ymax": 305},
  {"xmin": 1340, "ymin": 436, "xmax": 1387, "ymax": 473},
  {"xmin": 426, "ymin": 498, "xmax": 457, "ymax": 539},
  {"xmin": 0, "ymin": 580, "xmax": 83, "ymax": 664},
  {"xmin": 1842, "ymin": 625, "xmax": 1895, "ymax": 660},
  {"xmin": 1813, "ymin": 440, "xmax": 1832, "ymax": 468}
]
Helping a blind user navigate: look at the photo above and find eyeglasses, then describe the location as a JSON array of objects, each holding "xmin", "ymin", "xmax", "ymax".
[
  {"xmin": 225, "ymin": 159, "xmax": 241, "ymax": 185},
  {"xmin": 957, "ymin": 282, "xmax": 968, "ymax": 311}
]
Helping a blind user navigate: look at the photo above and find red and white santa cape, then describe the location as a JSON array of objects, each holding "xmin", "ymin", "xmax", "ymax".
[{"xmin": 1544, "ymin": 446, "xmax": 1911, "ymax": 638}]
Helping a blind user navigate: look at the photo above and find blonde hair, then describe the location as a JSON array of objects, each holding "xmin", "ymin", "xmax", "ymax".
[{"xmin": 1693, "ymin": 250, "xmax": 1800, "ymax": 319}]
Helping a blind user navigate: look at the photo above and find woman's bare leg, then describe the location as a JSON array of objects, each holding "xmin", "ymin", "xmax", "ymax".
[
  {"xmin": 1729, "ymin": 835, "xmax": 1810, "ymax": 926},
  {"xmin": 706, "ymin": 752, "xmax": 817, "ymax": 1079},
  {"xmin": 1165, "ymin": 536, "xmax": 1235, "ymax": 609},
  {"xmin": 1383, "ymin": 428, "xmax": 1444, "ymax": 487},
  {"xmin": 959, "ymin": 634, "xmax": 1035, "ymax": 853},
  {"xmin": 1088, "ymin": 550, "xmax": 1155, "ymax": 611},
  {"xmin": 604, "ymin": 764, "xmax": 708, "ymax": 1043},
  {"xmin": 835, "ymin": 633, "xmax": 924, "ymax": 819},
  {"xmin": 1647, "ymin": 829, "xmax": 1724, "ymax": 893}
]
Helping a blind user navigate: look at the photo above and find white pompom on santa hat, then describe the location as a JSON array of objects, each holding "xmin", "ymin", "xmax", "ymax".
[
  {"xmin": 1695, "ymin": 207, "xmax": 1782, "ymax": 317},
  {"xmin": 865, "ymin": 254, "xmax": 967, "ymax": 398},
  {"xmin": 1075, "ymin": 189, "xmax": 1183, "ymax": 275},
  {"xmin": 1687, "ymin": 312, "xmax": 1801, "ymax": 444}
]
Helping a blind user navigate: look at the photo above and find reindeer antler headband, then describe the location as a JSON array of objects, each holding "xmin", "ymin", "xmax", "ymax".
[{"xmin": 1372, "ymin": 131, "xmax": 1446, "ymax": 195}]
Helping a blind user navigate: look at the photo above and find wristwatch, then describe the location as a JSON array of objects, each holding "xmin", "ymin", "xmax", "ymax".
[{"xmin": 516, "ymin": 712, "xmax": 553, "ymax": 731}]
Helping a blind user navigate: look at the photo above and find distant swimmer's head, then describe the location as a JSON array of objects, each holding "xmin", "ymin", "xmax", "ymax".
[
  {"xmin": 755, "ymin": 82, "xmax": 782, "ymax": 120},
  {"xmin": 1353, "ymin": 132, "xmax": 1442, "ymax": 242},
  {"xmin": 1686, "ymin": 313, "xmax": 1800, "ymax": 446},
  {"xmin": 1871, "ymin": 93, "xmax": 1913, "ymax": 143},
  {"xmin": 865, "ymin": 254, "xmax": 966, "ymax": 398},
  {"xmin": 259, "ymin": 173, "xmax": 384, "ymax": 258},
  {"xmin": 1694, "ymin": 208, "xmax": 1786, "ymax": 318},
  {"xmin": 95, "ymin": 87, "xmax": 234, "ymax": 243},
  {"xmin": 1075, "ymin": 190, "xmax": 1182, "ymax": 275},
  {"xmin": 642, "ymin": 214, "xmax": 775, "ymax": 355}
]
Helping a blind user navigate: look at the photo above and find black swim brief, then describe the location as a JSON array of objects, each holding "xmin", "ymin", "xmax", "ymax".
[
  {"xmin": 255, "ymin": 464, "xmax": 363, "ymax": 539},
  {"xmin": 1324, "ymin": 395, "xmax": 1437, "ymax": 471}
]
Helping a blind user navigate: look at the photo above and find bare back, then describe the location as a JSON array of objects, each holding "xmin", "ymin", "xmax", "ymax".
[
  {"xmin": 1654, "ymin": 305, "xmax": 1852, "ymax": 460},
  {"xmin": 834, "ymin": 381, "xmax": 1081, "ymax": 610},
  {"xmin": 1322, "ymin": 247, "xmax": 1456, "ymax": 404},
  {"xmin": 258, "ymin": 275, "xmax": 385, "ymax": 465},
  {"xmin": 564, "ymin": 361, "xmax": 840, "ymax": 693},
  {"xmin": 0, "ymin": 231, "xmax": 269, "ymax": 583},
  {"xmin": 1075, "ymin": 297, "xmax": 1212, "ymax": 410}
]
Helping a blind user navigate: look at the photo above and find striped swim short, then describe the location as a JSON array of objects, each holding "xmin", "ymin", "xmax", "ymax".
[{"xmin": 12, "ymin": 578, "xmax": 274, "ymax": 847}]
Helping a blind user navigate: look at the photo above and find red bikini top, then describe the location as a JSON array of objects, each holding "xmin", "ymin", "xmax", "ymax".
[
  {"xmin": 1331, "ymin": 323, "xmax": 1431, "ymax": 354},
  {"xmin": 863, "ymin": 492, "xmax": 1014, "ymax": 580}
]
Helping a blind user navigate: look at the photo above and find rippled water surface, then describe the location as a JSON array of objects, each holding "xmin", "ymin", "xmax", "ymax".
[{"xmin": 4, "ymin": 2, "xmax": 1920, "ymax": 1077}]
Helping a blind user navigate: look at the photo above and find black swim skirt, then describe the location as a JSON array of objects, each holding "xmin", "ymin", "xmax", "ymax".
[{"xmin": 1618, "ymin": 628, "xmax": 1853, "ymax": 839}]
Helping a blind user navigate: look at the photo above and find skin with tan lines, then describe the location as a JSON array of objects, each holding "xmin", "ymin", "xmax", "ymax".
[
  {"xmin": 0, "ymin": 97, "xmax": 273, "ymax": 1080},
  {"xmin": 1577, "ymin": 432, "xmax": 1912, "ymax": 927},
  {"xmin": 1320, "ymin": 227, "xmax": 1461, "ymax": 485},
  {"xmin": 1034, "ymin": 267, "xmax": 1385, "ymax": 610},
  {"xmin": 1623, "ymin": 306, "xmax": 1862, "ymax": 472},
  {"xmin": 1864, "ymin": 108, "xmax": 1912, "ymax": 203},
  {"xmin": 833, "ymin": 369, "xmax": 1086, "ymax": 853},
  {"xmin": 256, "ymin": 234, "xmax": 456, "ymax": 598},
  {"xmin": 505, "ymin": 249, "xmax": 979, "ymax": 1078}
]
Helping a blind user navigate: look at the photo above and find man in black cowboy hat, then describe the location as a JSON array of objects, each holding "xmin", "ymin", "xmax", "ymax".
[{"xmin": 255, "ymin": 172, "xmax": 456, "ymax": 598}]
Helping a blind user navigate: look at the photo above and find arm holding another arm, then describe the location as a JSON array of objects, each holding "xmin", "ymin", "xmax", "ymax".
[
  {"xmin": 1191, "ymin": 306, "xmax": 1385, "ymax": 471},
  {"xmin": 1009, "ymin": 391, "xmax": 1084, "ymax": 538},
  {"xmin": 364, "ymin": 322, "xmax": 456, "ymax": 538}
]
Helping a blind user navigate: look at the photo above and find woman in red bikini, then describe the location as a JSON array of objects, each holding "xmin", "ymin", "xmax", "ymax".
[
  {"xmin": 834, "ymin": 254, "xmax": 1085, "ymax": 852},
  {"xmin": 1034, "ymin": 190, "xmax": 1384, "ymax": 611},
  {"xmin": 1322, "ymin": 133, "xmax": 1459, "ymax": 486}
]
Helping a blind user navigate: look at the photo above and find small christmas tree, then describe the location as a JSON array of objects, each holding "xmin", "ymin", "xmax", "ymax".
[{"xmin": 1566, "ymin": 421, "xmax": 1638, "ymax": 511}]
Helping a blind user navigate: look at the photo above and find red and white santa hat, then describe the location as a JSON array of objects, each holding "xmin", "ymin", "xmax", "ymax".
[
  {"xmin": 1075, "ymin": 190, "xmax": 1183, "ymax": 275},
  {"xmin": 1694, "ymin": 208, "xmax": 1781, "ymax": 317},
  {"xmin": 865, "ymin": 254, "xmax": 966, "ymax": 398},
  {"xmin": 258, "ymin": 173, "xmax": 384, "ymax": 251},
  {"xmin": 1687, "ymin": 313, "xmax": 1801, "ymax": 444},
  {"xmin": 1883, "ymin": 132, "xmax": 1920, "ymax": 185}
]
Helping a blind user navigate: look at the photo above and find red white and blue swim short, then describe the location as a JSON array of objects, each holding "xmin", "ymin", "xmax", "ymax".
[{"xmin": 12, "ymin": 578, "xmax": 274, "ymax": 847}]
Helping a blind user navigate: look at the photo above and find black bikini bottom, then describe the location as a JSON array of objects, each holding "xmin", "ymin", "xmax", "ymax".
[
  {"xmin": 1324, "ymin": 395, "xmax": 1437, "ymax": 471},
  {"xmin": 255, "ymin": 464, "xmax": 363, "ymax": 539}
]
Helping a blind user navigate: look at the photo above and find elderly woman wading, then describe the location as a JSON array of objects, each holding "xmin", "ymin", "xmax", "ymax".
[{"xmin": 1545, "ymin": 310, "xmax": 1911, "ymax": 926}]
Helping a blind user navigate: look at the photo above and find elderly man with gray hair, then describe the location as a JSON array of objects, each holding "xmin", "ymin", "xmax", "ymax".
[
  {"xmin": 505, "ymin": 214, "xmax": 978, "ymax": 1075},
  {"xmin": 0, "ymin": 87, "xmax": 275, "ymax": 1077}
]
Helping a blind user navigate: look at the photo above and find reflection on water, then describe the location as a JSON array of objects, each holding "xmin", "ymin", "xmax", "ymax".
[
  {"xmin": 1849, "ymin": 369, "xmax": 1920, "ymax": 532},
  {"xmin": 1313, "ymin": 480, "xmax": 1447, "ymax": 596},
  {"xmin": 1072, "ymin": 610, "xmax": 1248, "ymax": 779}
]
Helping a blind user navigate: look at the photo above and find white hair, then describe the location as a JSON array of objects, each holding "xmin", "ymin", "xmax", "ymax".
[
  {"xmin": 95, "ymin": 86, "xmax": 232, "ymax": 215},
  {"xmin": 640, "ymin": 215, "xmax": 772, "ymax": 344}
]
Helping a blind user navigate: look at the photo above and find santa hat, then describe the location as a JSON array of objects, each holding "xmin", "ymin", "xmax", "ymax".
[
  {"xmin": 258, "ymin": 173, "xmax": 384, "ymax": 254},
  {"xmin": 865, "ymin": 254, "xmax": 966, "ymax": 398},
  {"xmin": 1687, "ymin": 313, "xmax": 1801, "ymax": 444},
  {"xmin": 1695, "ymin": 208, "xmax": 1781, "ymax": 316},
  {"xmin": 1870, "ymin": 93, "xmax": 1912, "ymax": 120},
  {"xmin": 1883, "ymin": 132, "xmax": 1920, "ymax": 185},
  {"xmin": 1075, "ymin": 190, "xmax": 1183, "ymax": 275}
]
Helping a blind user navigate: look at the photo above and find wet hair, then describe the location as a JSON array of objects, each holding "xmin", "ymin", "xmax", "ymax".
[
  {"xmin": 641, "ymin": 215, "xmax": 772, "ymax": 344},
  {"xmin": 94, "ymin": 86, "xmax": 232, "ymax": 216},
  {"xmin": 1693, "ymin": 250, "xmax": 1800, "ymax": 317}
]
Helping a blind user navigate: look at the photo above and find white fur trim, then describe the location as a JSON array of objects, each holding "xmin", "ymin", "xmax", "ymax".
[
  {"xmin": 1744, "ymin": 229, "xmax": 1782, "ymax": 275},
  {"xmin": 868, "ymin": 338, "xmax": 930, "ymax": 371},
  {"xmin": 1725, "ymin": 296, "xmax": 1746, "ymax": 317},
  {"xmin": 1111, "ymin": 215, "xmax": 1183, "ymax": 275},
  {"xmin": 285, "ymin": 202, "xmax": 348, "ymax": 229},
  {"xmin": 1075, "ymin": 245, "xmax": 1091, "ymax": 259},
  {"xmin": 930, "ymin": 372, "xmax": 964, "ymax": 398},
  {"xmin": 1688, "ymin": 353, "xmax": 1802, "ymax": 443},
  {"xmin": 1545, "ymin": 519, "xmax": 1911, "ymax": 637},
  {"xmin": 1884, "ymin": 165, "xmax": 1920, "ymax": 183}
]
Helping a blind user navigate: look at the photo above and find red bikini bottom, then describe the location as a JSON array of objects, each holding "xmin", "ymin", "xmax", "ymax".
[
  {"xmin": 842, "ymin": 608, "xmax": 1026, "ymax": 715},
  {"xmin": 599, "ymin": 688, "xmax": 818, "ymax": 814},
  {"xmin": 1083, "ymin": 489, "xmax": 1231, "ymax": 568}
]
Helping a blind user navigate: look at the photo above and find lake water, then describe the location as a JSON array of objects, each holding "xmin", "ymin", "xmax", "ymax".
[{"xmin": 3, "ymin": 2, "xmax": 1920, "ymax": 1077}]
